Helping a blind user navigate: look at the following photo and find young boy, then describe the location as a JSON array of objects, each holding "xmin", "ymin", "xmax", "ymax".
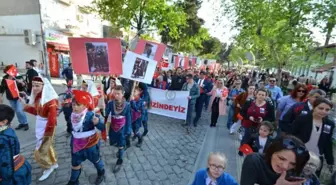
[
  {"xmin": 67, "ymin": 90, "xmax": 105, "ymax": 185},
  {"xmin": 138, "ymin": 83, "xmax": 150, "ymax": 136},
  {"xmin": 240, "ymin": 121, "xmax": 273, "ymax": 156},
  {"xmin": 130, "ymin": 86, "xmax": 144, "ymax": 147},
  {"xmin": 105, "ymin": 85, "xmax": 131, "ymax": 173},
  {"xmin": 0, "ymin": 104, "xmax": 32, "ymax": 185},
  {"xmin": 191, "ymin": 152, "xmax": 238, "ymax": 185}
]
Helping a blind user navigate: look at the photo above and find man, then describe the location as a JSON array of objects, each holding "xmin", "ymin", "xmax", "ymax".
[
  {"xmin": 182, "ymin": 74, "xmax": 200, "ymax": 133},
  {"xmin": 0, "ymin": 65, "xmax": 29, "ymax": 130},
  {"xmin": 169, "ymin": 67, "xmax": 186, "ymax": 90},
  {"xmin": 25, "ymin": 60, "xmax": 39, "ymax": 95},
  {"xmin": 265, "ymin": 77, "xmax": 283, "ymax": 107},
  {"xmin": 193, "ymin": 71, "xmax": 211, "ymax": 126},
  {"xmin": 281, "ymin": 89, "xmax": 326, "ymax": 133},
  {"xmin": 61, "ymin": 63, "xmax": 73, "ymax": 84},
  {"xmin": 226, "ymin": 79, "xmax": 245, "ymax": 129},
  {"xmin": 102, "ymin": 75, "xmax": 112, "ymax": 94}
]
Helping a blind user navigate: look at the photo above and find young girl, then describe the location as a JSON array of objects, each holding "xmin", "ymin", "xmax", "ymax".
[
  {"xmin": 105, "ymin": 85, "xmax": 131, "ymax": 173},
  {"xmin": 240, "ymin": 121, "xmax": 273, "ymax": 156},
  {"xmin": 66, "ymin": 90, "xmax": 105, "ymax": 185},
  {"xmin": 0, "ymin": 104, "xmax": 32, "ymax": 185},
  {"xmin": 191, "ymin": 152, "xmax": 238, "ymax": 185},
  {"xmin": 130, "ymin": 86, "xmax": 144, "ymax": 147}
]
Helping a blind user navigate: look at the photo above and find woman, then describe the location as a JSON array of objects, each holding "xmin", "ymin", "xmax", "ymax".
[
  {"xmin": 240, "ymin": 135, "xmax": 310, "ymax": 185},
  {"xmin": 21, "ymin": 76, "xmax": 58, "ymax": 181},
  {"xmin": 318, "ymin": 77, "xmax": 330, "ymax": 95},
  {"xmin": 208, "ymin": 79, "xmax": 229, "ymax": 127},
  {"xmin": 291, "ymin": 97, "xmax": 334, "ymax": 176},
  {"xmin": 239, "ymin": 88, "xmax": 275, "ymax": 155},
  {"xmin": 106, "ymin": 77, "xmax": 117, "ymax": 102},
  {"xmin": 277, "ymin": 84, "xmax": 308, "ymax": 133},
  {"xmin": 229, "ymin": 83, "xmax": 256, "ymax": 134}
]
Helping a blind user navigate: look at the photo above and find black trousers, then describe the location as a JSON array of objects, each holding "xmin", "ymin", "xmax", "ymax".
[{"xmin": 211, "ymin": 97, "xmax": 220, "ymax": 125}]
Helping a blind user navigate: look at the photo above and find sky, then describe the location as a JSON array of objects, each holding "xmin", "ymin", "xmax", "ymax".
[{"xmin": 198, "ymin": 0, "xmax": 335, "ymax": 45}]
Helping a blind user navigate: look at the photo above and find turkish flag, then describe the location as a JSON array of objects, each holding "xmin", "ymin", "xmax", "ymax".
[
  {"xmin": 239, "ymin": 144, "xmax": 253, "ymax": 155},
  {"xmin": 6, "ymin": 65, "xmax": 18, "ymax": 77},
  {"xmin": 5, "ymin": 79, "xmax": 19, "ymax": 98}
]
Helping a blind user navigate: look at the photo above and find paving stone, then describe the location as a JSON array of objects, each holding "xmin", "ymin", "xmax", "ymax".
[
  {"xmin": 146, "ymin": 170, "xmax": 157, "ymax": 181},
  {"xmin": 128, "ymin": 177, "xmax": 140, "ymax": 185}
]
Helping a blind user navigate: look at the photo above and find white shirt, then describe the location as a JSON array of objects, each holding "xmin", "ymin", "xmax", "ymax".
[
  {"xmin": 206, "ymin": 177, "xmax": 217, "ymax": 185},
  {"xmin": 198, "ymin": 79, "xmax": 204, "ymax": 87},
  {"xmin": 216, "ymin": 88, "xmax": 222, "ymax": 97},
  {"xmin": 258, "ymin": 136, "xmax": 267, "ymax": 154},
  {"xmin": 305, "ymin": 121, "xmax": 322, "ymax": 156},
  {"xmin": 308, "ymin": 101, "xmax": 313, "ymax": 110}
]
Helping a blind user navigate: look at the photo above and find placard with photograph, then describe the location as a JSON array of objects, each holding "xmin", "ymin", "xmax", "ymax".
[
  {"xmin": 134, "ymin": 39, "xmax": 166, "ymax": 62},
  {"xmin": 68, "ymin": 38, "xmax": 123, "ymax": 75},
  {"xmin": 174, "ymin": 55, "xmax": 189, "ymax": 69},
  {"xmin": 121, "ymin": 51, "xmax": 157, "ymax": 84}
]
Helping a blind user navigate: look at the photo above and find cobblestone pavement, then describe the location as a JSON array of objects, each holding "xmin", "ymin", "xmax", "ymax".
[{"xmin": 22, "ymin": 114, "xmax": 208, "ymax": 185}]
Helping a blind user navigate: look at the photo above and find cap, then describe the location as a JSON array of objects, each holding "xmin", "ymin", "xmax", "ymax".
[{"xmin": 72, "ymin": 90, "xmax": 94, "ymax": 110}]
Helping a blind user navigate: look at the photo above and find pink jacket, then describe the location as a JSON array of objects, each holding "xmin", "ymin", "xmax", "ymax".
[{"xmin": 208, "ymin": 87, "xmax": 228, "ymax": 116}]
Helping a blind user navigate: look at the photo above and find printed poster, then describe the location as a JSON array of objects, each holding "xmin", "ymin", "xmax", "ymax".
[
  {"xmin": 121, "ymin": 51, "xmax": 157, "ymax": 84},
  {"xmin": 68, "ymin": 38, "xmax": 122, "ymax": 75},
  {"xmin": 148, "ymin": 88, "xmax": 189, "ymax": 120},
  {"xmin": 134, "ymin": 39, "xmax": 166, "ymax": 62}
]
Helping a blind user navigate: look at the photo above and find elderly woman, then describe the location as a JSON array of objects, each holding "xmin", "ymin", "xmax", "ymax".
[
  {"xmin": 302, "ymin": 152, "xmax": 321, "ymax": 185},
  {"xmin": 208, "ymin": 79, "xmax": 229, "ymax": 127},
  {"xmin": 291, "ymin": 97, "xmax": 334, "ymax": 176},
  {"xmin": 241, "ymin": 135, "xmax": 310, "ymax": 185}
]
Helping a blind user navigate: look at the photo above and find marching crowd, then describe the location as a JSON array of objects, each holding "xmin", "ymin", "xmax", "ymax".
[{"xmin": 0, "ymin": 60, "xmax": 335, "ymax": 185}]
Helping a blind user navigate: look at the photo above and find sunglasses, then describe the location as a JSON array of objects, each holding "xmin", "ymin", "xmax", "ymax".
[
  {"xmin": 283, "ymin": 139, "xmax": 307, "ymax": 155},
  {"xmin": 297, "ymin": 90, "xmax": 306, "ymax": 93},
  {"xmin": 270, "ymin": 80, "xmax": 276, "ymax": 83}
]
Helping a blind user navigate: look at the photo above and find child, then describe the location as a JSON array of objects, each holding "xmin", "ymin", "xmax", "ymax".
[
  {"xmin": 302, "ymin": 152, "xmax": 321, "ymax": 185},
  {"xmin": 0, "ymin": 104, "xmax": 32, "ymax": 185},
  {"xmin": 105, "ymin": 85, "xmax": 131, "ymax": 173},
  {"xmin": 191, "ymin": 152, "xmax": 238, "ymax": 185},
  {"xmin": 240, "ymin": 121, "xmax": 273, "ymax": 156},
  {"xmin": 130, "ymin": 86, "xmax": 144, "ymax": 147},
  {"xmin": 67, "ymin": 90, "xmax": 105, "ymax": 185},
  {"xmin": 138, "ymin": 83, "xmax": 150, "ymax": 136}
]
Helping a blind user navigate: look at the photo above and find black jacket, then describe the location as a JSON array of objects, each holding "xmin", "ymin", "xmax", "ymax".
[
  {"xmin": 244, "ymin": 134, "xmax": 273, "ymax": 153},
  {"xmin": 25, "ymin": 68, "xmax": 38, "ymax": 94},
  {"xmin": 169, "ymin": 75, "xmax": 185, "ymax": 90},
  {"xmin": 102, "ymin": 76, "xmax": 111, "ymax": 94},
  {"xmin": 291, "ymin": 113, "xmax": 334, "ymax": 165},
  {"xmin": 281, "ymin": 101, "xmax": 311, "ymax": 133},
  {"xmin": 0, "ymin": 75, "xmax": 25, "ymax": 100}
]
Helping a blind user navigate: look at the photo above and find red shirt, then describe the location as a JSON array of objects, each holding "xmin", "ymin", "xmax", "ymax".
[{"xmin": 242, "ymin": 101, "xmax": 268, "ymax": 128}]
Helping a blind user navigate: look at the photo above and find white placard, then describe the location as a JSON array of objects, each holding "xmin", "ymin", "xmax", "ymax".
[
  {"xmin": 121, "ymin": 51, "xmax": 157, "ymax": 84},
  {"xmin": 148, "ymin": 88, "xmax": 189, "ymax": 120}
]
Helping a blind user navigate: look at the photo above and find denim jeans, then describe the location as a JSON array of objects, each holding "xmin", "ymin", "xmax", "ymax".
[
  {"xmin": 8, "ymin": 99, "xmax": 28, "ymax": 125},
  {"xmin": 226, "ymin": 104, "xmax": 234, "ymax": 129},
  {"xmin": 186, "ymin": 102, "xmax": 195, "ymax": 127}
]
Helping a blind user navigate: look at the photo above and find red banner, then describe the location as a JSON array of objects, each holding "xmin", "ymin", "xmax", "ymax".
[
  {"xmin": 174, "ymin": 56, "xmax": 189, "ymax": 69},
  {"xmin": 5, "ymin": 79, "xmax": 19, "ymax": 98},
  {"xmin": 6, "ymin": 65, "xmax": 18, "ymax": 77},
  {"xmin": 49, "ymin": 53, "xmax": 59, "ymax": 77},
  {"xmin": 68, "ymin": 38, "xmax": 123, "ymax": 75}
]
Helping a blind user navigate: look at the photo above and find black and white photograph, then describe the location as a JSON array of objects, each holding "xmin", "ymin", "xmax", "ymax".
[
  {"xmin": 131, "ymin": 57, "xmax": 149, "ymax": 79},
  {"xmin": 85, "ymin": 42, "xmax": 110, "ymax": 73},
  {"xmin": 142, "ymin": 42, "xmax": 158, "ymax": 60}
]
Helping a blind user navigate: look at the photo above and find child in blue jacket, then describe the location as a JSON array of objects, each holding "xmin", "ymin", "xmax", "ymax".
[{"xmin": 191, "ymin": 152, "xmax": 238, "ymax": 185}]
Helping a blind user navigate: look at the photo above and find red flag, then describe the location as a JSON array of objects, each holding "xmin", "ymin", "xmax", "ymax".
[
  {"xmin": 5, "ymin": 79, "xmax": 19, "ymax": 98},
  {"xmin": 6, "ymin": 65, "xmax": 18, "ymax": 77},
  {"xmin": 239, "ymin": 144, "xmax": 253, "ymax": 155}
]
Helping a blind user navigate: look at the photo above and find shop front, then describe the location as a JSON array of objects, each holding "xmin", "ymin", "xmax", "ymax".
[{"xmin": 45, "ymin": 29, "xmax": 71, "ymax": 77}]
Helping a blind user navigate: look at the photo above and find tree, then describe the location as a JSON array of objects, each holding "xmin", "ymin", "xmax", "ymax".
[
  {"xmin": 221, "ymin": 0, "xmax": 314, "ymax": 76},
  {"xmin": 199, "ymin": 37, "xmax": 222, "ymax": 57},
  {"xmin": 91, "ymin": 0, "xmax": 186, "ymax": 39}
]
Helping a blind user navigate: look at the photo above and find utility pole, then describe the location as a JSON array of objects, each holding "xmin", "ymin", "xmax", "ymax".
[{"xmin": 37, "ymin": 0, "xmax": 50, "ymax": 80}]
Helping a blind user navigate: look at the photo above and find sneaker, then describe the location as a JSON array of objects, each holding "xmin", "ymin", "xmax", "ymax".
[
  {"xmin": 66, "ymin": 181, "xmax": 78, "ymax": 185},
  {"xmin": 15, "ymin": 124, "xmax": 25, "ymax": 130},
  {"xmin": 95, "ymin": 170, "xmax": 105, "ymax": 185},
  {"xmin": 142, "ymin": 130, "xmax": 148, "ymax": 137},
  {"xmin": 52, "ymin": 163, "xmax": 59, "ymax": 170},
  {"xmin": 136, "ymin": 137, "xmax": 143, "ymax": 148},
  {"xmin": 113, "ymin": 159, "xmax": 123, "ymax": 173},
  {"xmin": 39, "ymin": 168, "xmax": 54, "ymax": 181}
]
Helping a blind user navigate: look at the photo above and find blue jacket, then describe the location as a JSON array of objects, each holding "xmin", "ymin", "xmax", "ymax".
[
  {"xmin": 191, "ymin": 168, "xmax": 238, "ymax": 185},
  {"xmin": 195, "ymin": 78, "xmax": 212, "ymax": 94}
]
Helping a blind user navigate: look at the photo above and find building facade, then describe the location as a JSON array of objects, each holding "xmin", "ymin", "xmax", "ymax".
[{"xmin": 0, "ymin": 0, "xmax": 104, "ymax": 76}]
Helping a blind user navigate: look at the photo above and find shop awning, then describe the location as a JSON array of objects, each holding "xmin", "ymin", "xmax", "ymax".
[
  {"xmin": 311, "ymin": 62, "xmax": 336, "ymax": 72},
  {"xmin": 47, "ymin": 42, "xmax": 69, "ymax": 51}
]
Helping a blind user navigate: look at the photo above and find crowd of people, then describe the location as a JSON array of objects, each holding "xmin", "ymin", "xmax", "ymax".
[{"xmin": 0, "ymin": 60, "xmax": 335, "ymax": 185}]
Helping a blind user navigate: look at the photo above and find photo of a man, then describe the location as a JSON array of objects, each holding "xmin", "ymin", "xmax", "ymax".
[
  {"xmin": 131, "ymin": 57, "xmax": 149, "ymax": 79},
  {"xmin": 85, "ymin": 42, "xmax": 109, "ymax": 73},
  {"xmin": 142, "ymin": 43, "xmax": 158, "ymax": 60}
]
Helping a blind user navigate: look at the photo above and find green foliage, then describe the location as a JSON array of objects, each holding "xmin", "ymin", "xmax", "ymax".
[
  {"xmin": 91, "ymin": 0, "xmax": 186, "ymax": 39},
  {"xmin": 199, "ymin": 37, "xmax": 222, "ymax": 56}
]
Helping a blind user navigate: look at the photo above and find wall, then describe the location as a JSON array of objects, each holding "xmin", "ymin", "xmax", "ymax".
[
  {"xmin": 0, "ymin": 0, "xmax": 40, "ymax": 16},
  {"xmin": 0, "ymin": 14, "xmax": 43, "ymax": 69}
]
